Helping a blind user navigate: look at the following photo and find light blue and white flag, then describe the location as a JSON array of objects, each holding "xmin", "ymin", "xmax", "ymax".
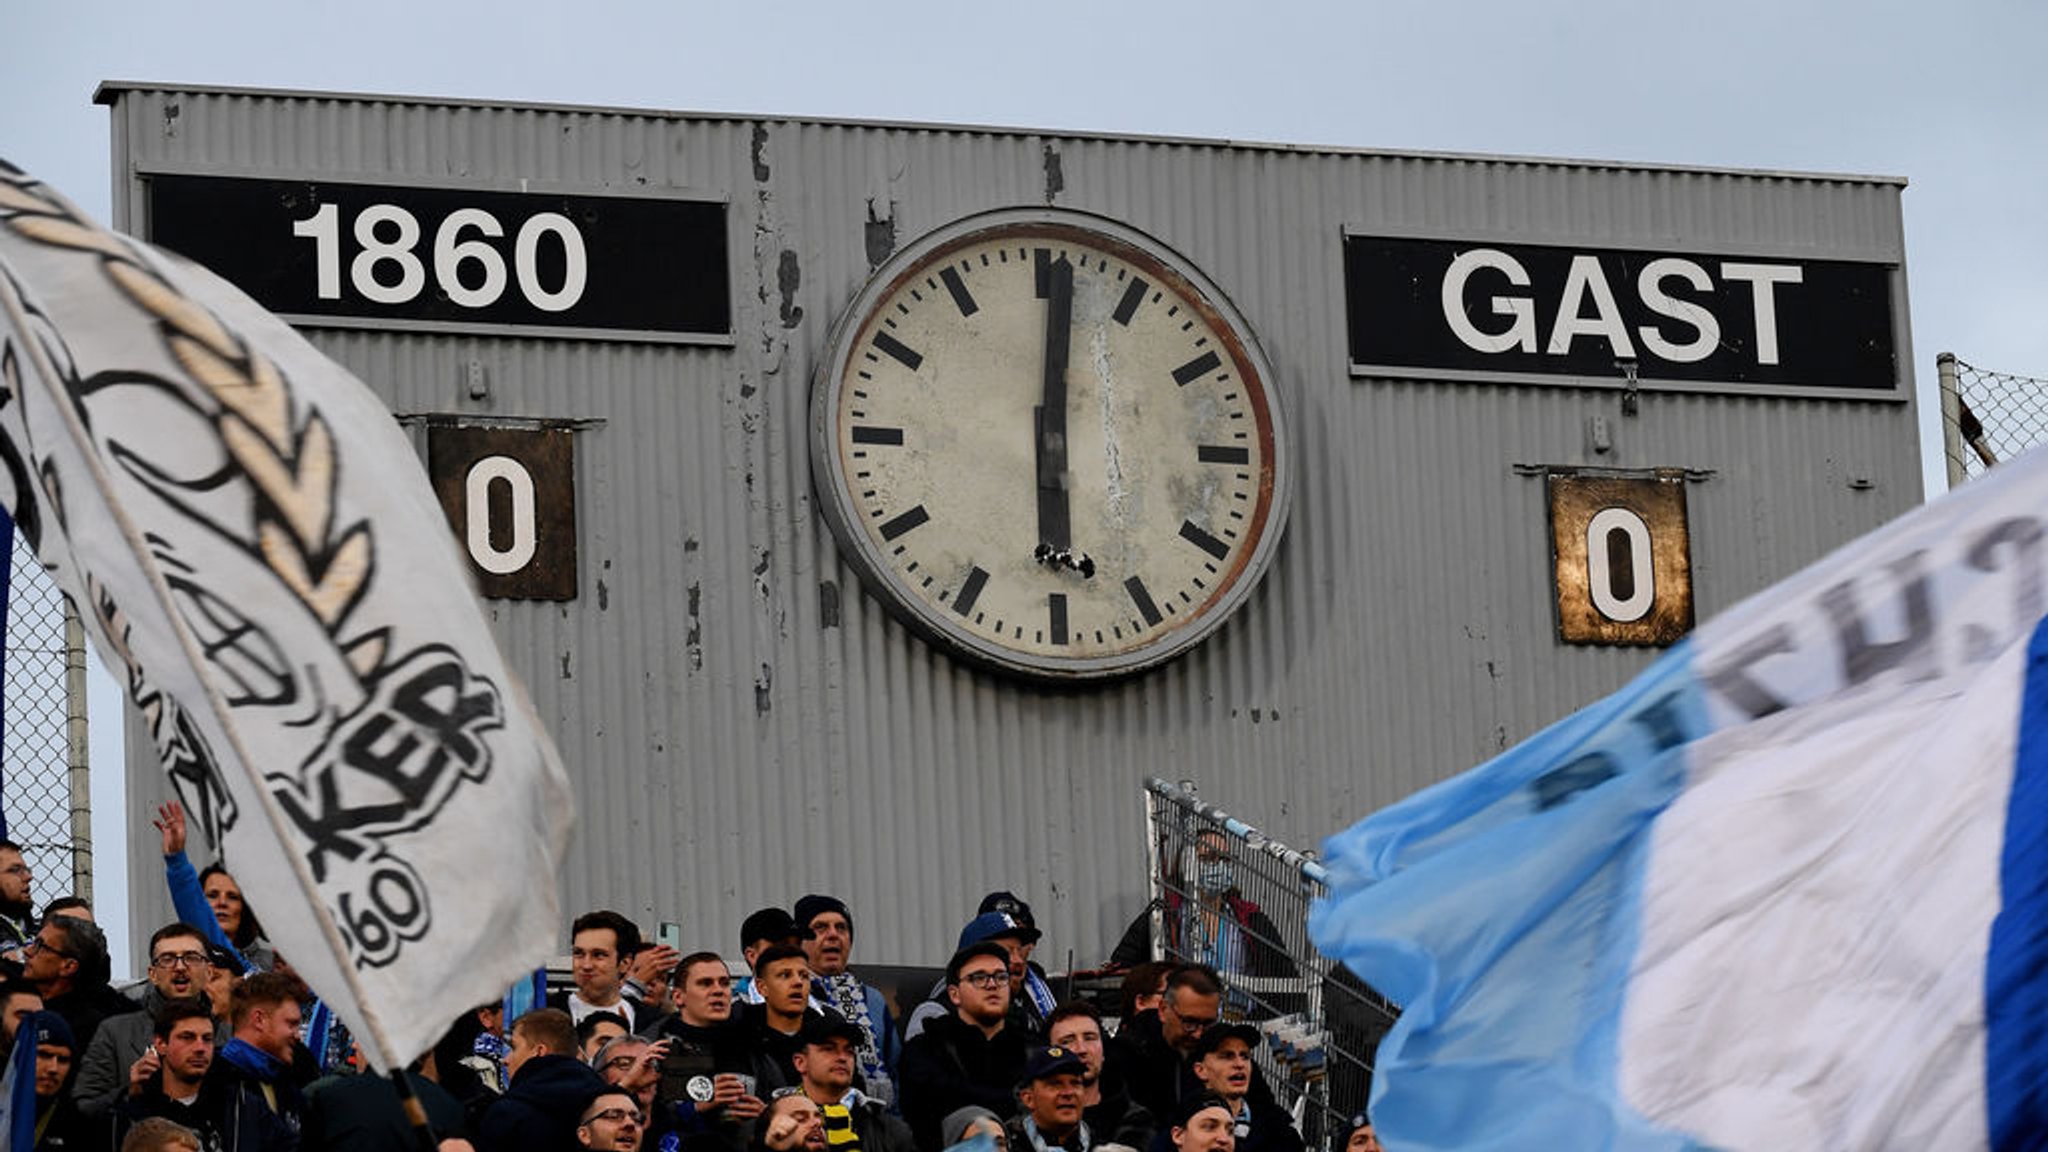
[{"xmin": 1311, "ymin": 448, "xmax": 2048, "ymax": 1150}]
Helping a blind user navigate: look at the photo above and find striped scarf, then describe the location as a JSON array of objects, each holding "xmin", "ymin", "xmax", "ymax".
[
  {"xmin": 822, "ymin": 1102, "xmax": 862, "ymax": 1152},
  {"xmin": 817, "ymin": 974, "xmax": 894, "ymax": 1106}
]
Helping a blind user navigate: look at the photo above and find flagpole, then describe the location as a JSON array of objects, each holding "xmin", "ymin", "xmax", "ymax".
[
  {"xmin": 0, "ymin": 177, "xmax": 409, "ymax": 1067},
  {"xmin": 389, "ymin": 1069, "xmax": 442, "ymax": 1152}
]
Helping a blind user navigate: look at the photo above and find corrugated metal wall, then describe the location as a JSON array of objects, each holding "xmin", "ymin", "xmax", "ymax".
[{"xmin": 104, "ymin": 84, "xmax": 1919, "ymax": 968}]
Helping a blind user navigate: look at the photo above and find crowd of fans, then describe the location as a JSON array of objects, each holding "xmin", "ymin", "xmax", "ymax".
[{"xmin": 0, "ymin": 813, "xmax": 1381, "ymax": 1152}]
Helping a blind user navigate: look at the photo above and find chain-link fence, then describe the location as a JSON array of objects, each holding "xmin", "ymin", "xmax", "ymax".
[
  {"xmin": 1141, "ymin": 778, "xmax": 1399, "ymax": 1150},
  {"xmin": 3, "ymin": 527, "xmax": 91, "ymax": 908},
  {"xmin": 1939, "ymin": 353, "xmax": 2045, "ymax": 488}
]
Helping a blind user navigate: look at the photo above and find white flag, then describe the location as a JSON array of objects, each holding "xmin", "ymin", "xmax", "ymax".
[{"xmin": 0, "ymin": 160, "xmax": 575, "ymax": 1069}]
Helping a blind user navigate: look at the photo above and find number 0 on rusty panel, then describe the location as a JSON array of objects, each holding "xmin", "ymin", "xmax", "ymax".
[
  {"xmin": 1547, "ymin": 470, "xmax": 1693, "ymax": 647},
  {"xmin": 428, "ymin": 424, "xmax": 579, "ymax": 601}
]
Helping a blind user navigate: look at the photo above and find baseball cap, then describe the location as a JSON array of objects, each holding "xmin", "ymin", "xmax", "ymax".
[
  {"xmin": 1190, "ymin": 1021, "xmax": 1260, "ymax": 1058},
  {"xmin": 799, "ymin": 1013, "xmax": 865, "ymax": 1047},
  {"xmin": 957, "ymin": 910, "xmax": 1041, "ymax": 949},
  {"xmin": 1018, "ymin": 1045, "xmax": 1086, "ymax": 1085},
  {"xmin": 1171, "ymin": 1093, "xmax": 1238, "ymax": 1130},
  {"xmin": 977, "ymin": 891, "xmax": 1037, "ymax": 932},
  {"xmin": 739, "ymin": 907, "xmax": 813, "ymax": 950}
]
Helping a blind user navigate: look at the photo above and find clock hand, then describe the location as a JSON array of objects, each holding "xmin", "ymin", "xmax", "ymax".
[{"xmin": 1035, "ymin": 255, "xmax": 1074, "ymax": 556}]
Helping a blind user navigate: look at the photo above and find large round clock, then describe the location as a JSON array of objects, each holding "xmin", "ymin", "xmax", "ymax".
[{"xmin": 809, "ymin": 208, "xmax": 1290, "ymax": 681}]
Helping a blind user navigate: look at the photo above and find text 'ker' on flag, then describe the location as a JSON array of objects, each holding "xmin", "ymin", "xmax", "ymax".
[
  {"xmin": 1310, "ymin": 446, "xmax": 2048, "ymax": 1150},
  {"xmin": 0, "ymin": 160, "xmax": 575, "ymax": 1070}
]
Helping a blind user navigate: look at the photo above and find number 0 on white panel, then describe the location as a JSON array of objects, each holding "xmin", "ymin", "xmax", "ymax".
[
  {"xmin": 465, "ymin": 455, "xmax": 538, "ymax": 575},
  {"xmin": 1585, "ymin": 506, "xmax": 1655, "ymax": 622}
]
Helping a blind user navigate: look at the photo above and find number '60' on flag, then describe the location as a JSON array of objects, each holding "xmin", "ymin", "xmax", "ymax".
[
  {"xmin": 1311, "ymin": 441, "xmax": 2048, "ymax": 1148},
  {"xmin": 0, "ymin": 161, "xmax": 574, "ymax": 1069}
]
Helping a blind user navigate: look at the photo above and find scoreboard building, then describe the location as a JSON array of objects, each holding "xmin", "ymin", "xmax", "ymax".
[{"xmin": 101, "ymin": 82, "xmax": 1919, "ymax": 966}]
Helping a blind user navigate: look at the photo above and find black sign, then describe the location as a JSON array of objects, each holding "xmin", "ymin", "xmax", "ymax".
[
  {"xmin": 147, "ymin": 174, "xmax": 729, "ymax": 339},
  {"xmin": 1345, "ymin": 235, "xmax": 1896, "ymax": 393},
  {"xmin": 428, "ymin": 424, "xmax": 578, "ymax": 601}
]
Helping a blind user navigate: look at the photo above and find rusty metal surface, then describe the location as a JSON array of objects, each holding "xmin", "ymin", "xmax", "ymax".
[
  {"xmin": 1548, "ymin": 469, "xmax": 1694, "ymax": 647},
  {"xmin": 104, "ymin": 83, "xmax": 1923, "ymax": 969}
]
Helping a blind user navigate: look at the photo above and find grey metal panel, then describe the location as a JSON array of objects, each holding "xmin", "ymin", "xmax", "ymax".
[{"xmin": 106, "ymin": 85, "xmax": 1921, "ymax": 969}]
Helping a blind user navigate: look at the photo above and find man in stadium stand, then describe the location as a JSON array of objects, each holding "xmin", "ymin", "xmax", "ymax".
[
  {"xmin": 24, "ymin": 914, "xmax": 131, "ymax": 1054},
  {"xmin": 906, "ymin": 911, "xmax": 1050, "ymax": 1043},
  {"xmin": 24, "ymin": 1010, "xmax": 88, "ymax": 1147},
  {"xmin": 737, "ymin": 945, "xmax": 839, "ymax": 1096},
  {"xmin": 481, "ymin": 1007, "xmax": 611, "ymax": 1151},
  {"xmin": 1166, "ymin": 1096, "xmax": 1237, "ymax": 1152},
  {"xmin": 897, "ymin": 943, "xmax": 1031, "ymax": 1151},
  {"xmin": 792, "ymin": 1014, "xmax": 914, "ymax": 1152},
  {"xmin": 0, "ymin": 838, "xmax": 34, "ymax": 962},
  {"xmin": 1173, "ymin": 1025, "xmax": 1298, "ymax": 1152},
  {"xmin": 112, "ymin": 996, "xmax": 296, "ymax": 1152},
  {"xmin": 1113, "ymin": 964, "xmax": 1217, "ymax": 1120},
  {"xmin": 1001, "ymin": 1045, "xmax": 1092, "ymax": 1152},
  {"xmin": 1, "ymin": 978, "xmax": 44, "ymax": 1050},
  {"xmin": 576, "ymin": 1087, "xmax": 647, "ymax": 1151},
  {"xmin": 210, "ymin": 972, "xmax": 313, "ymax": 1136},
  {"xmin": 1046, "ymin": 1002, "xmax": 1154, "ymax": 1151},
  {"xmin": 75, "ymin": 923, "xmax": 224, "ymax": 1117},
  {"xmin": 733, "ymin": 909, "xmax": 812, "ymax": 1006},
  {"xmin": 795, "ymin": 894, "xmax": 900, "ymax": 1107},
  {"xmin": 648, "ymin": 951, "xmax": 762, "ymax": 1152},
  {"xmin": 555, "ymin": 911, "xmax": 650, "ymax": 1030}
]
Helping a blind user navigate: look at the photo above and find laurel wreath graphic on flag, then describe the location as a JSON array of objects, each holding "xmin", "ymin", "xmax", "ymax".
[{"xmin": 0, "ymin": 168, "xmax": 506, "ymax": 969}]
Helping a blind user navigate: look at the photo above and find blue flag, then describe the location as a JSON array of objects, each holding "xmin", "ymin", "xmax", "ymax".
[
  {"xmin": 1311, "ymin": 448, "xmax": 2048, "ymax": 1150},
  {"xmin": 0, "ymin": 1011, "xmax": 45, "ymax": 1152}
]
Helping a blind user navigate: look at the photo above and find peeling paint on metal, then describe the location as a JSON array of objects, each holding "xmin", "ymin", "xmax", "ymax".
[
  {"xmin": 778, "ymin": 249, "xmax": 804, "ymax": 330},
  {"xmin": 1043, "ymin": 144, "xmax": 1064, "ymax": 203},
  {"xmin": 864, "ymin": 200, "xmax": 896, "ymax": 270},
  {"xmin": 820, "ymin": 580, "xmax": 841, "ymax": 629}
]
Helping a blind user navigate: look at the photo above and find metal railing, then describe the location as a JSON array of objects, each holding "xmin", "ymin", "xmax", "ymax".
[
  {"xmin": 1939, "ymin": 352, "xmax": 2046, "ymax": 488},
  {"xmin": 1141, "ymin": 779, "xmax": 1398, "ymax": 1147},
  {"xmin": 3, "ymin": 528, "xmax": 92, "ymax": 905}
]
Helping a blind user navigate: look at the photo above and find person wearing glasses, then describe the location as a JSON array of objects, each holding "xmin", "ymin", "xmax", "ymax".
[
  {"xmin": 74, "ymin": 922, "xmax": 226, "ymax": 1117},
  {"xmin": 899, "ymin": 943, "xmax": 1032, "ymax": 1152},
  {"xmin": 578, "ymin": 1088, "xmax": 647, "ymax": 1151},
  {"xmin": 0, "ymin": 838, "xmax": 33, "ymax": 963},
  {"xmin": 22, "ymin": 912, "xmax": 129, "ymax": 1056}
]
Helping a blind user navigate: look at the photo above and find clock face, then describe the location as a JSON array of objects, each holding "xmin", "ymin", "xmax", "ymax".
[{"xmin": 810, "ymin": 209, "xmax": 1290, "ymax": 681}]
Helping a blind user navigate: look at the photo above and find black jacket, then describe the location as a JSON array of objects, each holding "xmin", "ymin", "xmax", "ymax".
[
  {"xmin": 477, "ymin": 1053, "xmax": 609, "ymax": 1152},
  {"xmin": 1084, "ymin": 1073, "xmax": 1157, "ymax": 1152},
  {"xmin": 112, "ymin": 1073, "xmax": 299, "ymax": 1152},
  {"xmin": 1108, "ymin": 1011, "xmax": 1278, "ymax": 1125},
  {"xmin": 299, "ymin": 1070, "xmax": 469, "ymax": 1151},
  {"xmin": 649, "ymin": 1016, "xmax": 754, "ymax": 1152},
  {"xmin": 896, "ymin": 1014, "xmax": 1029, "ymax": 1152}
]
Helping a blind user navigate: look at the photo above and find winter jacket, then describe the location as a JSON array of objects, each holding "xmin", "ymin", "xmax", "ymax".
[
  {"xmin": 896, "ymin": 1014, "xmax": 1029, "ymax": 1152},
  {"xmin": 73, "ymin": 987, "xmax": 227, "ymax": 1117},
  {"xmin": 477, "ymin": 1053, "xmax": 608, "ymax": 1152},
  {"xmin": 112, "ymin": 1073, "xmax": 299, "ymax": 1152}
]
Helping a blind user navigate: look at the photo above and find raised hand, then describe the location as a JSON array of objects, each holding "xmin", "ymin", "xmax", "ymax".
[{"xmin": 153, "ymin": 801, "xmax": 188, "ymax": 856}]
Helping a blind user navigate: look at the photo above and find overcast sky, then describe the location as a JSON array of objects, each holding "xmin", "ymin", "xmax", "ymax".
[{"xmin": 5, "ymin": 0, "xmax": 2045, "ymax": 970}]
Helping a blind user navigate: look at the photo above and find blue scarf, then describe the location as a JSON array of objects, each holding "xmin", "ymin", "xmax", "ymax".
[{"xmin": 218, "ymin": 1036, "xmax": 287, "ymax": 1083}]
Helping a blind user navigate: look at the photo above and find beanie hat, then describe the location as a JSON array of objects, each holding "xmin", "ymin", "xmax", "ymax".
[{"xmin": 794, "ymin": 894, "xmax": 853, "ymax": 939}]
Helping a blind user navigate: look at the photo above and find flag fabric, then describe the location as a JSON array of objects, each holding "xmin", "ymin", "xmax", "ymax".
[
  {"xmin": 0, "ymin": 161, "xmax": 575, "ymax": 1070},
  {"xmin": 1310, "ymin": 446, "xmax": 2048, "ymax": 1150},
  {"xmin": 1, "ymin": 1009, "xmax": 41, "ymax": 1152}
]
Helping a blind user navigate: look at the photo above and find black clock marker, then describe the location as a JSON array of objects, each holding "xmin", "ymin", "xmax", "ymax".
[
  {"xmin": 851, "ymin": 426, "xmax": 905, "ymax": 445},
  {"xmin": 1035, "ymin": 256, "xmax": 1075, "ymax": 553},
  {"xmin": 1198, "ymin": 445, "xmax": 1251, "ymax": 465},
  {"xmin": 873, "ymin": 332, "xmax": 923, "ymax": 371},
  {"xmin": 878, "ymin": 505, "xmax": 930, "ymax": 541},
  {"xmin": 1126, "ymin": 576, "xmax": 1164, "ymax": 627},
  {"xmin": 1049, "ymin": 593, "xmax": 1069, "ymax": 646},
  {"xmin": 1173, "ymin": 350, "xmax": 1222, "ymax": 387},
  {"xmin": 1180, "ymin": 521, "xmax": 1230, "ymax": 561},
  {"xmin": 1113, "ymin": 277, "xmax": 1150, "ymax": 326},
  {"xmin": 954, "ymin": 566, "xmax": 989, "ymax": 616},
  {"xmin": 940, "ymin": 266, "xmax": 979, "ymax": 317}
]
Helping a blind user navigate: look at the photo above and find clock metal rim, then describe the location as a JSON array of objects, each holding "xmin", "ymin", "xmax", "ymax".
[{"xmin": 808, "ymin": 206, "xmax": 1293, "ymax": 682}]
